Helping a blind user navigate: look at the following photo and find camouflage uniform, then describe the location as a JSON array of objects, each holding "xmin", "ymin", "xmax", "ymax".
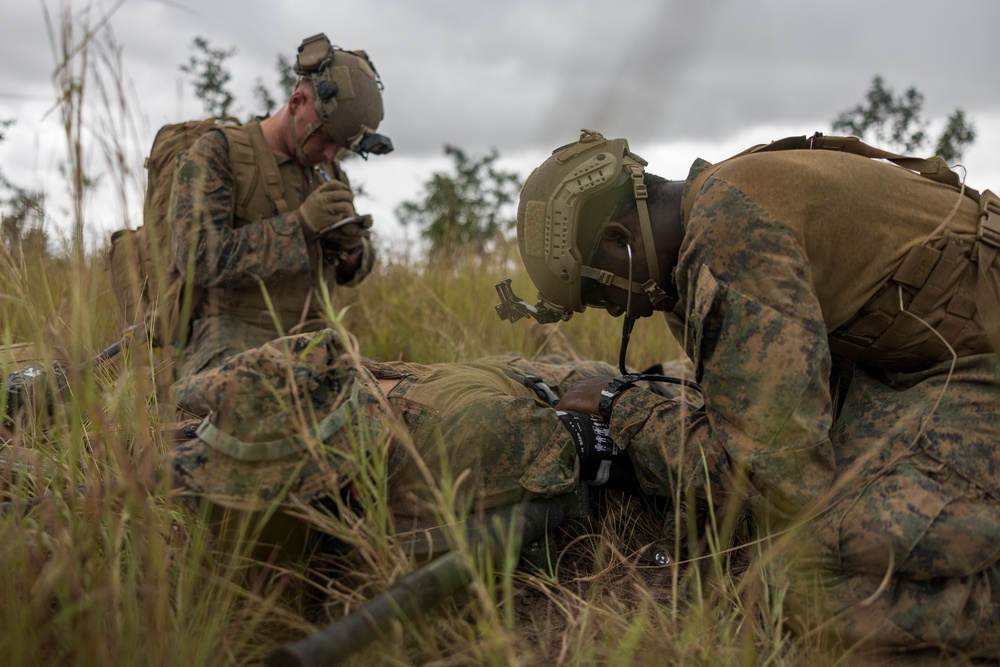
[
  {"xmin": 371, "ymin": 353, "xmax": 649, "ymax": 520},
  {"xmin": 171, "ymin": 330, "xmax": 388, "ymax": 511},
  {"xmin": 171, "ymin": 124, "xmax": 374, "ymax": 379},
  {"xmin": 608, "ymin": 149, "xmax": 1000, "ymax": 654},
  {"xmin": 170, "ymin": 330, "xmax": 688, "ymax": 523}
]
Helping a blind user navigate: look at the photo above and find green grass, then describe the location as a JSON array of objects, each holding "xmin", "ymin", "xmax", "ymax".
[{"xmin": 1, "ymin": 233, "xmax": 848, "ymax": 666}]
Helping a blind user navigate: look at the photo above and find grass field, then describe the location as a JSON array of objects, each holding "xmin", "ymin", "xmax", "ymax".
[{"xmin": 0, "ymin": 233, "xmax": 856, "ymax": 667}]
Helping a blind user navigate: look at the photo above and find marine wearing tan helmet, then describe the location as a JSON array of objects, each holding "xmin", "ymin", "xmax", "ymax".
[
  {"xmin": 509, "ymin": 127, "xmax": 1000, "ymax": 656},
  {"xmin": 516, "ymin": 129, "xmax": 671, "ymax": 321}
]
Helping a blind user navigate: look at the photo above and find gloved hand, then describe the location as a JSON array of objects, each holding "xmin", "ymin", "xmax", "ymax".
[
  {"xmin": 320, "ymin": 213, "xmax": 373, "ymax": 250},
  {"xmin": 323, "ymin": 236, "xmax": 377, "ymax": 286},
  {"xmin": 296, "ymin": 180, "xmax": 356, "ymax": 241}
]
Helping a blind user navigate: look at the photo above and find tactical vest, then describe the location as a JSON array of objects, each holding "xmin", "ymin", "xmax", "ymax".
[
  {"xmin": 197, "ymin": 122, "xmax": 346, "ymax": 334},
  {"xmin": 682, "ymin": 133, "xmax": 1000, "ymax": 371}
]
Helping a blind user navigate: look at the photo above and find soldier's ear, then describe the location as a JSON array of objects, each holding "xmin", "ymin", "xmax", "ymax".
[
  {"xmin": 288, "ymin": 87, "xmax": 310, "ymax": 115},
  {"xmin": 600, "ymin": 221, "xmax": 634, "ymax": 249}
]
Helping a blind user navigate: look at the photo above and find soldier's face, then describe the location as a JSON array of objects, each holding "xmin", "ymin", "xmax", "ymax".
[
  {"xmin": 587, "ymin": 222, "xmax": 657, "ymax": 319},
  {"xmin": 298, "ymin": 116, "xmax": 342, "ymax": 165},
  {"xmin": 291, "ymin": 88, "xmax": 343, "ymax": 165}
]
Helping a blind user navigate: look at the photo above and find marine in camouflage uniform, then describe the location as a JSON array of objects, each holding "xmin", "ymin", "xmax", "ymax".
[
  {"xmin": 171, "ymin": 36, "xmax": 389, "ymax": 380},
  {"xmin": 514, "ymin": 131, "xmax": 1000, "ymax": 656},
  {"xmin": 171, "ymin": 127, "xmax": 372, "ymax": 378}
]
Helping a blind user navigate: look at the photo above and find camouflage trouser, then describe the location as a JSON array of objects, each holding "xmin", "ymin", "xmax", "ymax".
[
  {"xmin": 366, "ymin": 354, "xmax": 612, "ymax": 521},
  {"xmin": 785, "ymin": 353, "xmax": 1000, "ymax": 656},
  {"xmin": 364, "ymin": 351, "xmax": 694, "ymax": 522},
  {"xmin": 175, "ymin": 315, "xmax": 279, "ymax": 384}
]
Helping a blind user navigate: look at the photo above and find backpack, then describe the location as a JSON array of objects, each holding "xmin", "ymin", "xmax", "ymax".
[
  {"xmin": 108, "ymin": 117, "xmax": 240, "ymax": 347},
  {"xmin": 170, "ymin": 329, "xmax": 388, "ymax": 511}
]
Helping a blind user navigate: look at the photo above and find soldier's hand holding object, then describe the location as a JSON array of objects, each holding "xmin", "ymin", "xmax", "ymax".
[
  {"xmin": 318, "ymin": 213, "xmax": 373, "ymax": 250},
  {"xmin": 297, "ymin": 180, "xmax": 357, "ymax": 241}
]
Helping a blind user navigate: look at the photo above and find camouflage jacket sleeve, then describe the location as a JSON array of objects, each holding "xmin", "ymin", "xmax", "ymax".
[
  {"xmin": 611, "ymin": 176, "xmax": 837, "ymax": 521},
  {"xmin": 170, "ymin": 129, "xmax": 311, "ymax": 289}
]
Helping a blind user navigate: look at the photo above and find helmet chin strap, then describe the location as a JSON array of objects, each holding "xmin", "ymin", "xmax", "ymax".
[
  {"xmin": 288, "ymin": 110, "xmax": 328, "ymax": 167},
  {"xmin": 631, "ymin": 165, "xmax": 670, "ymax": 309},
  {"xmin": 579, "ymin": 164, "xmax": 671, "ymax": 310}
]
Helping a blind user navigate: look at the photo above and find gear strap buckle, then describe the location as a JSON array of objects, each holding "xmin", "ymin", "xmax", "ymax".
[{"xmin": 978, "ymin": 189, "xmax": 1000, "ymax": 249}]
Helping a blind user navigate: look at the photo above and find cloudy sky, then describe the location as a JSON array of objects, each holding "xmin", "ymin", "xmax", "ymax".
[{"xmin": 2, "ymin": 0, "xmax": 1000, "ymax": 250}]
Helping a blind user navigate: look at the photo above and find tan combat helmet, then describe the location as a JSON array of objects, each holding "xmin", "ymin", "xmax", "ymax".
[
  {"xmin": 515, "ymin": 129, "xmax": 669, "ymax": 320},
  {"xmin": 294, "ymin": 33, "xmax": 393, "ymax": 158}
]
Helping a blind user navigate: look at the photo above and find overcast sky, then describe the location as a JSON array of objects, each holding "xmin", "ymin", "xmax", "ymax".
[{"xmin": 3, "ymin": 0, "xmax": 1000, "ymax": 251}]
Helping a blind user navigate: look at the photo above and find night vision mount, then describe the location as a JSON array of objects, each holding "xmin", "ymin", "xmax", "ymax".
[{"xmin": 495, "ymin": 279, "xmax": 571, "ymax": 325}]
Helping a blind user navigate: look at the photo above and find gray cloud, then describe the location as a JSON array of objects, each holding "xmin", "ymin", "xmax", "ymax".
[{"xmin": 2, "ymin": 0, "xmax": 999, "ymax": 241}]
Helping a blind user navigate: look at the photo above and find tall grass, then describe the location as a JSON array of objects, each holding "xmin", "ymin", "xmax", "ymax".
[
  {"xmin": 2, "ymin": 229, "xmax": 845, "ymax": 666},
  {"xmin": 0, "ymin": 4, "xmax": 855, "ymax": 666}
]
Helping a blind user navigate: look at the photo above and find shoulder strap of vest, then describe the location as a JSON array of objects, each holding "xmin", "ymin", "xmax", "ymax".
[
  {"xmin": 220, "ymin": 123, "xmax": 291, "ymax": 216},
  {"xmin": 749, "ymin": 133, "xmax": 967, "ymax": 191},
  {"xmin": 682, "ymin": 132, "xmax": 981, "ymax": 221}
]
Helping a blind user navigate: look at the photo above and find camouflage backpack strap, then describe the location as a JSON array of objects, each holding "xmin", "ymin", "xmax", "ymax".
[
  {"xmin": 194, "ymin": 379, "xmax": 361, "ymax": 461},
  {"xmin": 220, "ymin": 123, "xmax": 291, "ymax": 218}
]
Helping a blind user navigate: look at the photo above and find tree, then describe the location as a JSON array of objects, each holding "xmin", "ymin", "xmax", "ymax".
[
  {"xmin": 934, "ymin": 109, "xmax": 976, "ymax": 163},
  {"xmin": 182, "ymin": 38, "xmax": 298, "ymax": 120},
  {"xmin": 1, "ymin": 189, "xmax": 48, "ymax": 254},
  {"xmin": 395, "ymin": 146, "xmax": 522, "ymax": 258},
  {"xmin": 252, "ymin": 53, "xmax": 297, "ymax": 117},
  {"xmin": 832, "ymin": 75, "xmax": 976, "ymax": 163},
  {"xmin": 181, "ymin": 36, "xmax": 238, "ymax": 117},
  {"xmin": 0, "ymin": 118, "xmax": 49, "ymax": 253}
]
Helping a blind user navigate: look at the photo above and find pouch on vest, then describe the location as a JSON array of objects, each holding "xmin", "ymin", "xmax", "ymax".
[{"xmin": 829, "ymin": 189, "xmax": 1000, "ymax": 370}]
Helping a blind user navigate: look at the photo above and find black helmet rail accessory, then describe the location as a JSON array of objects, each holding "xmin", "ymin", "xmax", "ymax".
[{"xmin": 293, "ymin": 33, "xmax": 393, "ymax": 160}]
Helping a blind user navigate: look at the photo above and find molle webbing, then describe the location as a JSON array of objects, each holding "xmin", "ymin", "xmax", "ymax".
[
  {"xmin": 220, "ymin": 124, "xmax": 290, "ymax": 220},
  {"xmin": 829, "ymin": 189, "xmax": 1000, "ymax": 369}
]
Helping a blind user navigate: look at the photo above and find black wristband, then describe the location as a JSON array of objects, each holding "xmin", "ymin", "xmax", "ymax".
[
  {"xmin": 557, "ymin": 410, "xmax": 638, "ymax": 489},
  {"xmin": 598, "ymin": 373, "xmax": 643, "ymax": 423}
]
